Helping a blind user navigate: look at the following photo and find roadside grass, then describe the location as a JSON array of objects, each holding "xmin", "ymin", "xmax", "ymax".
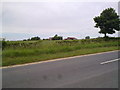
[{"xmin": 2, "ymin": 38, "xmax": 120, "ymax": 66}]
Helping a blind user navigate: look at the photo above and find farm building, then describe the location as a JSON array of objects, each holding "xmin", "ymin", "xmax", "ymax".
[{"xmin": 64, "ymin": 37, "xmax": 77, "ymax": 40}]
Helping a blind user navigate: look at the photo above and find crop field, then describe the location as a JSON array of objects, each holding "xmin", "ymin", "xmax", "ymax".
[{"xmin": 2, "ymin": 37, "xmax": 120, "ymax": 66}]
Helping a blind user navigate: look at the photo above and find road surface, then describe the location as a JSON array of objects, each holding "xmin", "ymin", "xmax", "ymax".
[{"xmin": 2, "ymin": 51, "xmax": 119, "ymax": 88}]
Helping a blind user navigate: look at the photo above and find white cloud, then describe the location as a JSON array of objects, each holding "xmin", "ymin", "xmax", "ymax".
[
  {"xmin": 1, "ymin": 2, "xmax": 119, "ymax": 40},
  {"xmin": 1, "ymin": 0, "xmax": 119, "ymax": 2}
]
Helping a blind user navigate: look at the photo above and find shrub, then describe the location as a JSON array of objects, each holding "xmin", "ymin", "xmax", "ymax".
[
  {"xmin": 31, "ymin": 36, "xmax": 40, "ymax": 40},
  {"xmin": 52, "ymin": 34, "xmax": 63, "ymax": 40},
  {"xmin": 85, "ymin": 36, "xmax": 90, "ymax": 39},
  {"xmin": 2, "ymin": 41, "xmax": 7, "ymax": 50}
]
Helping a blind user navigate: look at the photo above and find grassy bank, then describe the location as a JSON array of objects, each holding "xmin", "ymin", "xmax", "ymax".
[{"xmin": 2, "ymin": 38, "xmax": 120, "ymax": 66}]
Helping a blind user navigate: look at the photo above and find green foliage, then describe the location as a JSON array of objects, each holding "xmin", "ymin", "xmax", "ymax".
[
  {"xmin": 2, "ymin": 38, "xmax": 120, "ymax": 66},
  {"xmin": 85, "ymin": 36, "xmax": 90, "ymax": 39},
  {"xmin": 94, "ymin": 8, "xmax": 120, "ymax": 37},
  {"xmin": 23, "ymin": 36, "xmax": 41, "ymax": 41},
  {"xmin": 2, "ymin": 41, "xmax": 7, "ymax": 50},
  {"xmin": 52, "ymin": 34, "xmax": 63, "ymax": 40},
  {"xmin": 30, "ymin": 36, "xmax": 40, "ymax": 40}
]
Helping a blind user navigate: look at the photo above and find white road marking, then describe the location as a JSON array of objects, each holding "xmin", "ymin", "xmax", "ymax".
[{"xmin": 100, "ymin": 58, "xmax": 120, "ymax": 65}]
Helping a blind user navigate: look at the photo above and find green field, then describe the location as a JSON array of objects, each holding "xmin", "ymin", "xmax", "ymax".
[{"xmin": 2, "ymin": 37, "xmax": 120, "ymax": 66}]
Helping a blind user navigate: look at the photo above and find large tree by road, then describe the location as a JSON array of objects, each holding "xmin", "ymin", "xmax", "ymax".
[{"xmin": 94, "ymin": 8, "xmax": 120, "ymax": 37}]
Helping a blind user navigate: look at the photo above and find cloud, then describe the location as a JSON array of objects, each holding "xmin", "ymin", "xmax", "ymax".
[{"xmin": 2, "ymin": 2, "xmax": 118, "ymax": 40}]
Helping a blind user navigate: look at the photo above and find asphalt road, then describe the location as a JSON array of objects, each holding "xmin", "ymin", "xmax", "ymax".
[{"xmin": 2, "ymin": 51, "xmax": 119, "ymax": 88}]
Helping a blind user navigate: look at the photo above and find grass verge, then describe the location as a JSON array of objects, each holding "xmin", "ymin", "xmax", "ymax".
[
  {"xmin": 2, "ymin": 38, "xmax": 120, "ymax": 66},
  {"xmin": 2, "ymin": 46, "xmax": 118, "ymax": 66}
]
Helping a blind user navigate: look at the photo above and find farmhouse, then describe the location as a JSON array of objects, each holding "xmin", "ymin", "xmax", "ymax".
[
  {"xmin": 49, "ymin": 37, "xmax": 53, "ymax": 40},
  {"xmin": 64, "ymin": 37, "xmax": 77, "ymax": 40}
]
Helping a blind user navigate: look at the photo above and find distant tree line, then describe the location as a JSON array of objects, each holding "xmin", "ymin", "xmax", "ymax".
[
  {"xmin": 23, "ymin": 35, "xmax": 91, "ymax": 41},
  {"xmin": 51, "ymin": 34, "xmax": 63, "ymax": 40},
  {"xmin": 23, "ymin": 36, "xmax": 41, "ymax": 41},
  {"xmin": 24, "ymin": 34, "xmax": 63, "ymax": 41}
]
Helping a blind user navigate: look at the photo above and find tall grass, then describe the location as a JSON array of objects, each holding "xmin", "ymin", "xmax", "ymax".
[{"xmin": 2, "ymin": 38, "xmax": 120, "ymax": 66}]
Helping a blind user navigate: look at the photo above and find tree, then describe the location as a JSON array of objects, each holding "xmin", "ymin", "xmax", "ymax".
[
  {"xmin": 23, "ymin": 39, "xmax": 27, "ymax": 41},
  {"xmin": 52, "ymin": 34, "xmax": 63, "ymax": 40},
  {"xmin": 30, "ymin": 36, "xmax": 40, "ymax": 40},
  {"xmin": 93, "ymin": 8, "xmax": 120, "ymax": 37},
  {"xmin": 85, "ymin": 36, "xmax": 90, "ymax": 39},
  {"xmin": 2, "ymin": 39, "xmax": 7, "ymax": 50}
]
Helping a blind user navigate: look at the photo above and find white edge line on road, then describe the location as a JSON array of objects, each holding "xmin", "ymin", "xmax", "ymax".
[
  {"xmin": 1, "ymin": 50, "xmax": 119, "ymax": 69},
  {"xmin": 100, "ymin": 58, "xmax": 120, "ymax": 65}
]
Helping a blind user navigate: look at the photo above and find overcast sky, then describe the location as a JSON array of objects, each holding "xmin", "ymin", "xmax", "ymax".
[{"xmin": 1, "ymin": 1, "xmax": 119, "ymax": 40}]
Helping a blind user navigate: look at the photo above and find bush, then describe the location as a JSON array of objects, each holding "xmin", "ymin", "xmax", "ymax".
[
  {"xmin": 2, "ymin": 41, "xmax": 7, "ymax": 50},
  {"xmin": 31, "ymin": 36, "xmax": 40, "ymax": 40},
  {"xmin": 52, "ymin": 34, "xmax": 63, "ymax": 40},
  {"xmin": 85, "ymin": 36, "xmax": 90, "ymax": 39}
]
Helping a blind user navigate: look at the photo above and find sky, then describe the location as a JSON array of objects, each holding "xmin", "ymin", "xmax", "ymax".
[{"xmin": 1, "ymin": 1, "xmax": 119, "ymax": 40}]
